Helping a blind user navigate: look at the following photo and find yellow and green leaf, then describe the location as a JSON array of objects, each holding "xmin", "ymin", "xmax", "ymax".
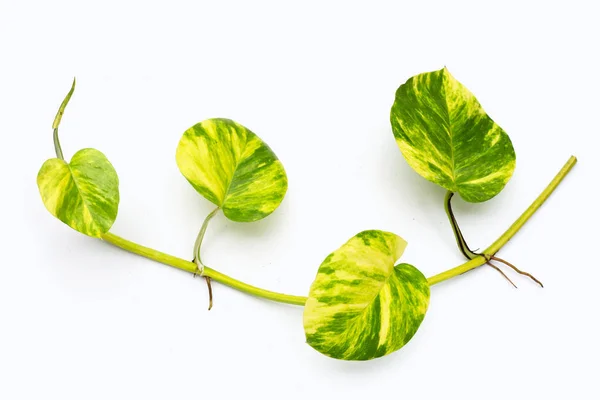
[
  {"xmin": 37, "ymin": 148, "xmax": 119, "ymax": 237},
  {"xmin": 303, "ymin": 230, "xmax": 430, "ymax": 361},
  {"xmin": 176, "ymin": 118, "xmax": 287, "ymax": 222},
  {"xmin": 390, "ymin": 67, "xmax": 516, "ymax": 202}
]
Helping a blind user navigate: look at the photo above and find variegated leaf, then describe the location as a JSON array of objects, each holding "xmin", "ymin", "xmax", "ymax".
[
  {"xmin": 37, "ymin": 148, "xmax": 119, "ymax": 237},
  {"xmin": 176, "ymin": 118, "xmax": 287, "ymax": 222},
  {"xmin": 303, "ymin": 230, "xmax": 430, "ymax": 361},
  {"xmin": 390, "ymin": 67, "xmax": 516, "ymax": 202}
]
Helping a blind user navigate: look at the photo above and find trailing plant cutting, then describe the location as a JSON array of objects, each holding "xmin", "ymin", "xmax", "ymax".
[{"xmin": 37, "ymin": 69, "xmax": 576, "ymax": 361}]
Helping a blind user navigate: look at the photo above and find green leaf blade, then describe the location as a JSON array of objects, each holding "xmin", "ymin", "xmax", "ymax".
[
  {"xmin": 390, "ymin": 67, "xmax": 516, "ymax": 202},
  {"xmin": 303, "ymin": 230, "xmax": 430, "ymax": 361},
  {"xmin": 37, "ymin": 148, "xmax": 119, "ymax": 237},
  {"xmin": 176, "ymin": 118, "xmax": 287, "ymax": 222}
]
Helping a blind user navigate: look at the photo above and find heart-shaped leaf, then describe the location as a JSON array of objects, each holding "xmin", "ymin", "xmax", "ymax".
[
  {"xmin": 390, "ymin": 67, "xmax": 516, "ymax": 202},
  {"xmin": 303, "ymin": 230, "xmax": 430, "ymax": 360},
  {"xmin": 176, "ymin": 118, "xmax": 288, "ymax": 222},
  {"xmin": 37, "ymin": 148, "xmax": 119, "ymax": 237}
]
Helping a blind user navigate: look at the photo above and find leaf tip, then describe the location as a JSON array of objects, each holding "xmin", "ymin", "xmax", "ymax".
[{"xmin": 441, "ymin": 65, "xmax": 453, "ymax": 78}]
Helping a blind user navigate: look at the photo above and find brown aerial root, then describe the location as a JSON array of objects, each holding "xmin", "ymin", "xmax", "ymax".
[
  {"xmin": 486, "ymin": 261, "xmax": 518, "ymax": 288},
  {"xmin": 204, "ymin": 276, "xmax": 214, "ymax": 310},
  {"xmin": 193, "ymin": 261, "xmax": 214, "ymax": 310},
  {"xmin": 482, "ymin": 254, "xmax": 544, "ymax": 288},
  {"xmin": 489, "ymin": 255, "xmax": 544, "ymax": 288}
]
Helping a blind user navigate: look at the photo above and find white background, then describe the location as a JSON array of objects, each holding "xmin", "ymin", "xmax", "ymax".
[{"xmin": 1, "ymin": 1, "xmax": 598, "ymax": 399}]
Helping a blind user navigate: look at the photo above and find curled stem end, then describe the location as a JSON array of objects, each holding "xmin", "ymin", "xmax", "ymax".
[{"xmin": 52, "ymin": 78, "xmax": 76, "ymax": 160}]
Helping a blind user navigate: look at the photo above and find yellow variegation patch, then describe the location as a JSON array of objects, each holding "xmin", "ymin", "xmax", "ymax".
[
  {"xmin": 390, "ymin": 67, "xmax": 516, "ymax": 202},
  {"xmin": 37, "ymin": 149, "xmax": 119, "ymax": 237},
  {"xmin": 176, "ymin": 118, "xmax": 287, "ymax": 222},
  {"xmin": 303, "ymin": 230, "xmax": 430, "ymax": 360}
]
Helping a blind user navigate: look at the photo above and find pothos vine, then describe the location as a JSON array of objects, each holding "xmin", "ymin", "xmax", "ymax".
[{"xmin": 37, "ymin": 68, "xmax": 576, "ymax": 361}]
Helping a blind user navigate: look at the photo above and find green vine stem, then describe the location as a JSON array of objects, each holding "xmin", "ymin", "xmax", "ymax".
[
  {"xmin": 101, "ymin": 232, "xmax": 308, "ymax": 306},
  {"xmin": 101, "ymin": 156, "xmax": 576, "ymax": 305}
]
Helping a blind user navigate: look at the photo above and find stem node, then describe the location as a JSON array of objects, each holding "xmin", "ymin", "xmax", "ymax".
[{"xmin": 192, "ymin": 207, "xmax": 220, "ymax": 309}]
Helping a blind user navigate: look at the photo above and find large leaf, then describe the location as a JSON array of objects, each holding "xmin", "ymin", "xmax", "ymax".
[
  {"xmin": 390, "ymin": 67, "xmax": 516, "ymax": 202},
  {"xmin": 303, "ymin": 230, "xmax": 430, "ymax": 360},
  {"xmin": 176, "ymin": 118, "xmax": 288, "ymax": 222},
  {"xmin": 37, "ymin": 148, "xmax": 119, "ymax": 237}
]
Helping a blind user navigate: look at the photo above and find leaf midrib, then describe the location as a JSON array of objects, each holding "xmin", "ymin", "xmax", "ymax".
[
  {"xmin": 441, "ymin": 71, "xmax": 458, "ymax": 187},
  {"xmin": 220, "ymin": 129, "xmax": 251, "ymax": 206},
  {"xmin": 66, "ymin": 160, "xmax": 100, "ymax": 231},
  {"xmin": 318, "ymin": 265, "xmax": 395, "ymax": 356}
]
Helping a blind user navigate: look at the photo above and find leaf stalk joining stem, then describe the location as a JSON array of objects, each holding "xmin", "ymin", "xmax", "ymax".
[
  {"xmin": 444, "ymin": 188, "xmax": 545, "ymax": 287},
  {"xmin": 429, "ymin": 156, "xmax": 576, "ymax": 286},
  {"xmin": 444, "ymin": 191, "xmax": 479, "ymax": 260},
  {"xmin": 191, "ymin": 206, "xmax": 220, "ymax": 310},
  {"xmin": 192, "ymin": 207, "xmax": 220, "ymax": 274}
]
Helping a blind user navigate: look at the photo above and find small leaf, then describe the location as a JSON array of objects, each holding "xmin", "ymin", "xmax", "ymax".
[
  {"xmin": 390, "ymin": 67, "xmax": 516, "ymax": 202},
  {"xmin": 176, "ymin": 118, "xmax": 287, "ymax": 222},
  {"xmin": 303, "ymin": 230, "xmax": 430, "ymax": 360},
  {"xmin": 37, "ymin": 148, "xmax": 119, "ymax": 237}
]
